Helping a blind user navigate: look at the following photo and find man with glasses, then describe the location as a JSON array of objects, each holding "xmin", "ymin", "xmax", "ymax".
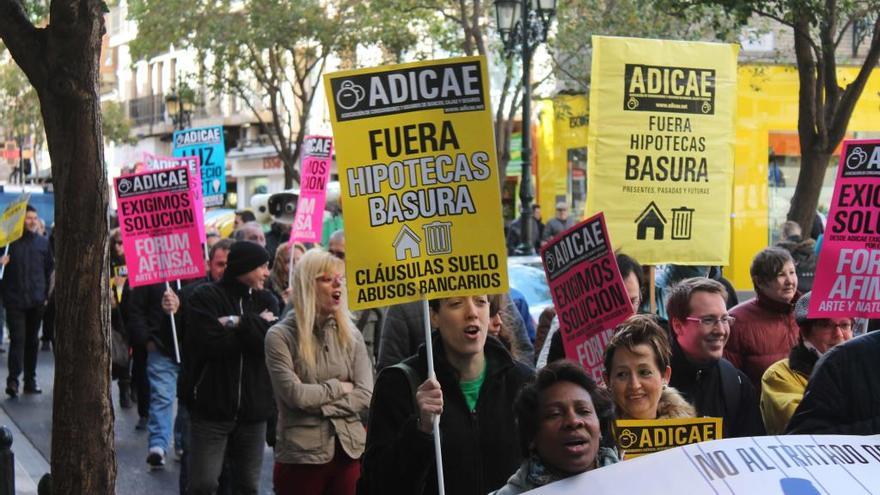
[
  {"xmin": 760, "ymin": 291, "xmax": 854, "ymax": 434},
  {"xmin": 666, "ymin": 277, "xmax": 765, "ymax": 438}
]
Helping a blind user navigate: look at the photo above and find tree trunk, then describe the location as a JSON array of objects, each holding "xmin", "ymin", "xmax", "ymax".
[
  {"xmin": 786, "ymin": 146, "xmax": 832, "ymax": 236},
  {"xmin": 1, "ymin": 1, "xmax": 115, "ymax": 492},
  {"xmin": 42, "ymin": 4, "xmax": 115, "ymax": 494}
]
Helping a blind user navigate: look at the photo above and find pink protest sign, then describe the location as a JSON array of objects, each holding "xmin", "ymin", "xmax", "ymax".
[
  {"xmin": 809, "ymin": 139, "xmax": 880, "ymax": 318},
  {"xmin": 144, "ymin": 152, "xmax": 206, "ymax": 243},
  {"xmin": 290, "ymin": 136, "xmax": 334, "ymax": 244},
  {"xmin": 115, "ymin": 166, "xmax": 205, "ymax": 287},
  {"xmin": 540, "ymin": 212, "xmax": 634, "ymax": 383}
]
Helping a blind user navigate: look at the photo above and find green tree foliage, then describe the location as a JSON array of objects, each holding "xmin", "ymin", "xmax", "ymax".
[
  {"xmin": 552, "ymin": 0, "xmax": 733, "ymax": 93},
  {"xmin": 655, "ymin": 0, "xmax": 880, "ymax": 233},
  {"xmin": 0, "ymin": 62, "xmax": 46, "ymax": 174},
  {"xmin": 101, "ymin": 100, "xmax": 136, "ymax": 146},
  {"xmin": 128, "ymin": 0, "xmax": 360, "ymax": 187}
]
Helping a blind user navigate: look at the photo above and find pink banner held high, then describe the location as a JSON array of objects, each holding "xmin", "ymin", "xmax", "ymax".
[
  {"xmin": 144, "ymin": 152, "xmax": 206, "ymax": 243},
  {"xmin": 115, "ymin": 166, "xmax": 205, "ymax": 287},
  {"xmin": 290, "ymin": 136, "xmax": 333, "ymax": 245},
  {"xmin": 810, "ymin": 139, "xmax": 880, "ymax": 318},
  {"xmin": 540, "ymin": 212, "xmax": 634, "ymax": 383}
]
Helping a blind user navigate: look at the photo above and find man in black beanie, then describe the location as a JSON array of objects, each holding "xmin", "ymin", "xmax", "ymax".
[{"xmin": 184, "ymin": 241, "xmax": 279, "ymax": 494}]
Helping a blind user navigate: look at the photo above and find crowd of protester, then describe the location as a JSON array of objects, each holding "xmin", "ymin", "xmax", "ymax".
[{"xmin": 7, "ymin": 207, "xmax": 879, "ymax": 495}]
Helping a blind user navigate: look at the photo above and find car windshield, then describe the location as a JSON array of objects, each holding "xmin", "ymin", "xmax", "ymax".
[{"xmin": 508, "ymin": 265, "xmax": 551, "ymax": 306}]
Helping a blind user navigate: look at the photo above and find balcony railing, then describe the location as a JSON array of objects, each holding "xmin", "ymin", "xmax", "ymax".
[{"xmin": 128, "ymin": 95, "xmax": 166, "ymax": 127}]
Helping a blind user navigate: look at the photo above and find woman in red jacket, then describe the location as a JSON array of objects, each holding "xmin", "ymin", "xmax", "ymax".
[{"xmin": 725, "ymin": 247, "xmax": 801, "ymax": 387}]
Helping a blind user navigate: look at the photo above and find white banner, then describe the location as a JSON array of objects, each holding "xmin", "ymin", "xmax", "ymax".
[{"xmin": 525, "ymin": 435, "xmax": 880, "ymax": 494}]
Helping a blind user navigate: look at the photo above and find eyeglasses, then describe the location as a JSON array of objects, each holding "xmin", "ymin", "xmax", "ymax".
[
  {"xmin": 814, "ymin": 321, "xmax": 852, "ymax": 331},
  {"xmin": 328, "ymin": 249, "xmax": 345, "ymax": 260},
  {"xmin": 686, "ymin": 315, "xmax": 735, "ymax": 328},
  {"xmin": 316, "ymin": 274, "xmax": 345, "ymax": 285}
]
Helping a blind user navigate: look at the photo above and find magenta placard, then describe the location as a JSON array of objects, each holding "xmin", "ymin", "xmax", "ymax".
[
  {"xmin": 115, "ymin": 166, "xmax": 206, "ymax": 287},
  {"xmin": 144, "ymin": 152, "xmax": 206, "ymax": 243},
  {"xmin": 809, "ymin": 140, "xmax": 880, "ymax": 318},
  {"xmin": 290, "ymin": 136, "xmax": 333, "ymax": 244},
  {"xmin": 540, "ymin": 212, "xmax": 634, "ymax": 383}
]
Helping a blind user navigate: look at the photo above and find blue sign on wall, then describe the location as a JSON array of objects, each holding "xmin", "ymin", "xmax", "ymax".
[{"xmin": 172, "ymin": 126, "xmax": 226, "ymax": 207}]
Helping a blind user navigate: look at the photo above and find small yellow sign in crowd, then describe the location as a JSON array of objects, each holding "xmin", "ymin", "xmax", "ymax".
[{"xmin": 615, "ymin": 417, "xmax": 723, "ymax": 458}]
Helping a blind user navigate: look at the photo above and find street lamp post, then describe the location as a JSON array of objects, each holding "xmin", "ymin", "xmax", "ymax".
[
  {"xmin": 165, "ymin": 88, "xmax": 194, "ymax": 131},
  {"xmin": 495, "ymin": 0, "xmax": 556, "ymax": 256}
]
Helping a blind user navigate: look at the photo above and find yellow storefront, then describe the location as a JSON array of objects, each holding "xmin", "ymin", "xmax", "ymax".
[{"xmin": 532, "ymin": 64, "xmax": 880, "ymax": 290}]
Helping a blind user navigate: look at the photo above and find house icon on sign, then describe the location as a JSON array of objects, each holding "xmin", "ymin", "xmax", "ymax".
[
  {"xmin": 393, "ymin": 225, "xmax": 422, "ymax": 261},
  {"xmin": 635, "ymin": 201, "xmax": 667, "ymax": 240}
]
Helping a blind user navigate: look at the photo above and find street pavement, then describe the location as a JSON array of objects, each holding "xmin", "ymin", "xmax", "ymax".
[{"xmin": 0, "ymin": 342, "xmax": 276, "ymax": 494}]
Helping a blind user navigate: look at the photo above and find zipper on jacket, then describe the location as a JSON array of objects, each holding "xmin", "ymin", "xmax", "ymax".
[
  {"xmin": 192, "ymin": 367, "xmax": 208, "ymax": 401},
  {"xmin": 234, "ymin": 297, "xmax": 245, "ymax": 421}
]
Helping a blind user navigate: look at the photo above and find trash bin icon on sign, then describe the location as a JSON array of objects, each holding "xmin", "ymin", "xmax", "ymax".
[
  {"xmin": 671, "ymin": 207, "xmax": 695, "ymax": 240},
  {"xmin": 423, "ymin": 221, "xmax": 453, "ymax": 255}
]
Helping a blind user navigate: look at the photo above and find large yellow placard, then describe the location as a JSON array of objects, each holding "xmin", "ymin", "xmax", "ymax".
[
  {"xmin": 587, "ymin": 36, "xmax": 738, "ymax": 265},
  {"xmin": 324, "ymin": 56, "xmax": 508, "ymax": 310},
  {"xmin": 0, "ymin": 195, "xmax": 29, "ymax": 246}
]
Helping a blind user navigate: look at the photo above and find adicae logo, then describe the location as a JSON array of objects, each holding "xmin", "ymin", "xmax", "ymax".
[
  {"xmin": 617, "ymin": 429, "xmax": 638, "ymax": 449},
  {"xmin": 336, "ymin": 80, "xmax": 365, "ymax": 110},
  {"xmin": 118, "ymin": 178, "xmax": 133, "ymax": 194},
  {"xmin": 847, "ymin": 147, "xmax": 869, "ymax": 170}
]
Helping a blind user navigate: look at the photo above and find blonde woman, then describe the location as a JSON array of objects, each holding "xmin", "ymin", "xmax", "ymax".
[{"xmin": 265, "ymin": 249, "xmax": 372, "ymax": 495}]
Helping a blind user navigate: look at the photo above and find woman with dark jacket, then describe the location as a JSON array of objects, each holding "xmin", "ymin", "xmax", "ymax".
[
  {"xmin": 491, "ymin": 361, "xmax": 618, "ymax": 495},
  {"xmin": 361, "ymin": 295, "xmax": 534, "ymax": 495}
]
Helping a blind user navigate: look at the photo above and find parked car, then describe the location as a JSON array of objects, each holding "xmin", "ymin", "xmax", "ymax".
[{"xmin": 507, "ymin": 255, "xmax": 552, "ymax": 323}]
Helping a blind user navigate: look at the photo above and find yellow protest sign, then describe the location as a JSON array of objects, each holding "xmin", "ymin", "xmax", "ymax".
[
  {"xmin": 615, "ymin": 417, "xmax": 723, "ymax": 458},
  {"xmin": 0, "ymin": 195, "xmax": 30, "ymax": 246},
  {"xmin": 587, "ymin": 36, "xmax": 738, "ymax": 265},
  {"xmin": 324, "ymin": 56, "xmax": 508, "ymax": 310}
]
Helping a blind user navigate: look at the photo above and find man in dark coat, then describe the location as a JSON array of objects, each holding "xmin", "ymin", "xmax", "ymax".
[
  {"xmin": 185, "ymin": 241, "xmax": 278, "ymax": 494},
  {"xmin": 2, "ymin": 205, "xmax": 53, "ymax": 397},
  {"xmin": 666, "ymin": 277, "xmax": 765, "ymax": 438}
]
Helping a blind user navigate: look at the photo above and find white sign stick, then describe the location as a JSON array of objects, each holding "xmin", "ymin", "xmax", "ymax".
[
  {"xmin": 166, "ymin": 280, "xmax": 181, "ymax": 363},
  {"xmin": 422, "ymin": 297, "xmax": 446, "ymax": 495}
]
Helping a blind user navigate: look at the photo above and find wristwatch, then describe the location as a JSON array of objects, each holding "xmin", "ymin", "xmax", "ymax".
[{"xmin": 224, "ymin": 316, "xmax": 240, "ymax": 329}]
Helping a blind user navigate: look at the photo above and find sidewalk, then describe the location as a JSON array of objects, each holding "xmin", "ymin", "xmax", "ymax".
[
  {"xmin": 0, "ymin": 343, "xmax": 275, "ymax": 494},
  {"xmin": 0, "ymin": 401, "xmax": 48, "ymax": 495}
]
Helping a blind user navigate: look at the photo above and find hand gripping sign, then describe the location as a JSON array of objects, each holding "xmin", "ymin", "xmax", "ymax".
[
  {"xmin": 115, "ymin": 167, "xmax": 204, "ymax": 363},
  {"xmin": 173, "ymin": 126, "xmax": 226, "ymax": 207},
  {"xmin": 325, "ymin": 56, "xmax": 509, "ymax": 495},
  {"xmin": 810, "ymin": 139, "xmax": 880, "ymax": 318},
  {"xmin": 540, "ymin": 212, "xmax": 634, "ymax": 383},
  {"xmin": 324, "ymin": 56, "xmax": 508, "ymax": 311},
  {"xmin": 290, "ymin": 136, "xmax": 334, "ymax": 245}
]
